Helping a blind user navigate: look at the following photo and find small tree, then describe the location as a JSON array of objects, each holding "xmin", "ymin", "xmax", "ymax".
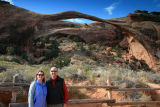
[
  {"xmin": 6, "ymin": 47, "xmax": 15, "ymax": 55},
  {"xmin": 53, "ymin": 56, "xmax": 71, "ymax": 69},
  {"xmin": 45, "ymin": 40, "xmax": 60, "ymax": 59}
]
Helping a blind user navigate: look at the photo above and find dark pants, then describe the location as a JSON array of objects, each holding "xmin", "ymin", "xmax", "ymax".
[{"xmin": 48, "ymin": 104, "xmax": 64, "ymax": 107}]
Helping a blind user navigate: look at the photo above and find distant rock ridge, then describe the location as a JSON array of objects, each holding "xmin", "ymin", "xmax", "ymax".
[
  {"xmin": 127, "ymin": 10, "xmax": 160, "ymax": 23},
  {"xmin": 0, "ymin": 3, "xmax": 160, "ymax": 70}
]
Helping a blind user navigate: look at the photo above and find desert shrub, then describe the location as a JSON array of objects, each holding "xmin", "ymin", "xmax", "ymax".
[
  {"xmin": 135, "ymin": 80, "xmax": 149, "ymax": 88},
  {"xmin": 75, "ymin": 42, "xmax": 85, "ymax": 51},
  {"xmin": 111, "ymin": 45, "xmax": 122, "ymax": 58},
  {"xmin": 53, "ymin": 56, "xmax": 71, "ymax": 69},
  {"xmin": 39, "ymin": 42, "xmax": 45, "ymax": 48},
  {"xmin": 43, "ymin": 35, "xmax": 50, "ymax": 43},
  {"xmin": 73, "ymin": 55, "xmax": 85, "ymax": 61},
  {"xmin": 68, "ymin": 88, "xmax": 86, "ymax": 99},
  {"xmin": 45, "ymin": 50, "xmax": 57, "ymax": 59},
  {"xmin": 67, "ymin": 35, "xmax": 82, "ymax": 42},
  {"xmin": 9, "ymin": 57, "xmax": 21, "ymax": 64},
  {"xmin": 138, "ymin": 92, "xmax": 152, "ymax": 101},
  {"xmin": 83, "ymin": 65, "xmax": 95, "ymax": 84},
  {"xmin": 67, "ymin": 34, "xmax": 73, "ymax": 39},
  {"xmin": 97, "ymin": 41, "xmax": 102, "ymax": 47},
  {"xmin": 101, "ymin": 52, "xmax": 106, "ymax": 55},
  {"xmin": 49, "ymin": 39, "xmax": 60, "ymax": 48},
  {"xmin": 23, "ymin": 64, "xmax": 50, "ymax": 82},
  {"xmin": 98, "ymin": 65, "xmax": 160, "ymax": 87},
  {"xmin": 68, "ymin": 23, "xmax": 75, "ymax": 27},
  {"xmin": 45, "ymin": 40, "xmax": 60, "ymax": 59},
  {"xmin": 0, "ymin": 56, "xmax": 8, "ymax": 61},
  {"xmin": 58, "ymin": 64, "xmax": 94, "ymax": 83},
  {"xmin": 147, "ymin": 73, "xmax": 160, "ymax": 83},
  {"xmin": 85, "ymin": 50, "xmax": 92, "ymax": 56},
  {"xmin": 127, "ymin": 91, "xmax": 152, "ymax": 101},
  {"xmin": 0, "ymin": 70, "xmax": 19, "ymax": 82},
  {"xmin": 84, "ymin": 23, "xmax": 88, "ymax": 26},
  {"xmin": 73, "ymin": 37, "xmax": 81, "ymax": 42},
  {"xmin": 21, "ymin": 53, "xmax": 28, "ymax": 60},
  {"xmin": 27, "ymin": 54, "xmax": 35, "ymax": 64},
  {"xmin": 88, "ymin": 44, "xmax": 96, "ymax": 51},
  {"xmin": 0, "ymin": 56, "xmax": 21, "ymax": 64},
  {"xmin": 117, "ymin": 51, "xmax": 122, "ymax": 58},
  {"xmin": 58, "ymin": 65, "xmax": 80, "ymax": 79},
  {"xmin": 6, "ymin": 46, "xmax": 15, "ymax": 55},
  {"xmin": 90, "ymin": 55, "xmax": 98, "ymax": 61},
  {"xmin": 0, "ymin": 61, "xmax": 51, "ymax": 82},
  {"xmin": 33, "ymin": 38, "xmax": 41, "ymax": 43},
  {"xmin": 45, "ymin": 48, "xmax": 60, "ymax": 60}
]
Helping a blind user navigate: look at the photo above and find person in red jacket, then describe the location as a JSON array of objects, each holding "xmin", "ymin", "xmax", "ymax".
[{"xmin": 46, "ymin": 67, "xmax": 68, "ymax": 107}]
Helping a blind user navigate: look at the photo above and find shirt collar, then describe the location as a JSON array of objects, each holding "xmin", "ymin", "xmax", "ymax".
[
  {"xmin": 50, "ymin": 76, "xmax": 57, "ymax": 81},
  {"xmin": 36, "ymin": 80, "xmax": 45, "ymax": 86}
]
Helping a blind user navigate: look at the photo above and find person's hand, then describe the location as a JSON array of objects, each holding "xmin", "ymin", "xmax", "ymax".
[{"xmin": 64, "ymin": 104, "xmax": 67, "ymax": 107}]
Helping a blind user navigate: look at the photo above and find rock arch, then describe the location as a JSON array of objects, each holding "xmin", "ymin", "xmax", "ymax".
[{"xmin": 37, "ymin": 11, "xmax": 158, "ymax": 69}]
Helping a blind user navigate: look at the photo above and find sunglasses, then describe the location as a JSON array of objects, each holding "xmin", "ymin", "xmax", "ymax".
[
  {"xmin": 37, "ymin": 74, "xmax": 44, "ymax": 76},
  {"xmin": 51, "ymin": 70, "xmax": 57, "ymax": 72}
]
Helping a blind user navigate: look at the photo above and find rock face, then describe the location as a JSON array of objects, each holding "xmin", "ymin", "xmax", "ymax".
[
  {"xmin": 40, "ymin": 21, "xmax": 123, "ymax": 46},
  {"xmin": 0, "ymin": 1, "xmax": 160, "ymax": 70},
  {"xmin": 127, "ymin": 10, "xmax": 160, "ymax": 23},
  {"xmin": 0, "ymin": 1, "xmax": 121, "ymax": 54}
]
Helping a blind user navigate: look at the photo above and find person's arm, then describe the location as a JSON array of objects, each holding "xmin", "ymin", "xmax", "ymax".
[
  {"xmin": 28, "ymin": 82, "xmax": 35, "ymax": 107},
  {"xmin": 63, "ymin": 80, "xmax": 69, "ymax": 104}
]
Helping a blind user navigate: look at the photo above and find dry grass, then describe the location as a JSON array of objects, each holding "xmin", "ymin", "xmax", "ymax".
[
  {"xmin": 1, "ymin": 37, "xmax": 160, "ymax": 102},
  {"xmin": 0, "ymin": 61, "xmax": 51, "ymax": 82}
]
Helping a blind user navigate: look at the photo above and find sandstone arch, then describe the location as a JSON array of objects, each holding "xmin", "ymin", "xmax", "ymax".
[{"xmin": 37, "ymin": 11, "xmax": 159, "ymax": 69}]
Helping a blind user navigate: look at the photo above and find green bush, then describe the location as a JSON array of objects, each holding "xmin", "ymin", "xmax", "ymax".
[
  {"xmin": 68, "ymin": 23, "xmax": 75, "ymax": 27},
  {"xmin": 47, "ymin": 44, "xmax": 59, "ymax": 50},
  {"xmin": 27, "ymin": 54, "xmax": 35, "ymax": 64},
  {"xmin": 97, "ymin": 41, "xmax": 102, "ymax": 47},
  {"xmin": 88, "ymin": 44, "xmax": 96, "ymax": 51},
  {"xmin": 90, "ymin": 55, "xmax": 98, "ymax": 61},
  {"xmin": 0, "ymin": 56, "xmax": 8, "ymax": 61},
  {"xmin": 0, "ymin": 56, "xmax": 21, "ymax": 64},
  {"xmin": 84, "ymin": 23, "xmax": 88, "ymax": 26},
  {"xmin": 67, "ymin": 35, "xmax": 82, "ymax": 42},
  {"xmin": 67, "ymin": 35, "xmax": 73, "ymax": 39},
  {"xmin": 53, "ymin": 56, "xmax": 71, "ymax": 69},
  {"xmin": 75, "ymin": 42, "xmax": 85, "ymax": 51},
  {"xmin": 9, "ymin": 57, "xmax": 21, "ymax": 64},
  {"xmin": 49, "ymin": 40, "xmax": 60, "ymax": 48},
  {"xmin": 21, "ymin": 53, "xmax": 28, "ymax": 60},
  {"xmin": 68, "ymin": 88, "xmax": 86, "ymax": 99},
  {"xmin": 45, "ymin": 48, "xmax": 59, "ymax": 59},
  {"xmin": 43, "ymin": 35, "xmax": 50, "ymax": 43},
  {"xmin": 39, "ymin": 42, "xmax": 45, "ymax": 48},
  {"xmin": 6, "ymin": 47, "xmax": 15, "ymax": 55},
  {"xmin": 33, "ymin": 38, "xmax": 40, "ymax": 43},
  {"xmin": 85, "ymin": 50, "xmax": 92, "ymax": 56},
  {"xmin": 45, "ymin": 39, "xmax": 60, "ymax": 59}
]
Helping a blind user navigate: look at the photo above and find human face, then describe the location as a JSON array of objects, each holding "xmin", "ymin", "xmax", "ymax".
[
  {"xmin": 50, "ymin": 67, "xmax": 58, "ymax": 80},
  {"xmin": 37, "ymin": 72, "xmax": 44, "ymax": 81}
]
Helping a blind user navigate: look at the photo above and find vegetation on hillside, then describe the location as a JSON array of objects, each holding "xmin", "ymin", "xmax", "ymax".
[{"xmin": 0, "ymin": 35, "xmax": 160, "ymax": 101}]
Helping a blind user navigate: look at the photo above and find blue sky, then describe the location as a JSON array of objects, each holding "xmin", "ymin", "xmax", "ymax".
[{"xmin": 3, "ymin": 0, "xmax": 160, "ymax": 23}]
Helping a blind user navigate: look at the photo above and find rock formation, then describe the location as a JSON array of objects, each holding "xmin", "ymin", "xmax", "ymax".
[{"xmin": 0, "ymin": 1, "xmax": 160, "ymax": 70}]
